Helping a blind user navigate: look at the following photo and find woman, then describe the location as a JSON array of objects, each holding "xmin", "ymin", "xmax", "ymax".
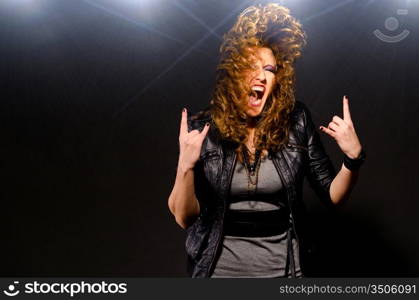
[{"xmin": 168, "ymin": 3, "xmax": 365, "ymax": 278}]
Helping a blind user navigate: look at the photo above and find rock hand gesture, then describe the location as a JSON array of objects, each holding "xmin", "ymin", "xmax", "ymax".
[
  {"xmin": 319, "ymin": 96, "xmax": 362, "ymax": 159},
  {"xmin": 168, "ymin": 108, "xmax": 209, "ymax": 229},
  {"xmin": 178, "ymin": 108, "xmax": 210, "ymax": 172}
]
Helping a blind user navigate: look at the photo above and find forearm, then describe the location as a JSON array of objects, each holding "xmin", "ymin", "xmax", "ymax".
[
  {"xmin": 168, "ymin": 163, "xmax": 200, "ymax": 229},
  {"xmin": 329, "ymin": 163, "xmax": 359, "ymax": 205}
]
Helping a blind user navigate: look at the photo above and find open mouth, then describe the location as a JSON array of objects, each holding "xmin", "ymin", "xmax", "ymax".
[{"xmin": 248, "ymin": 86, "xmax": 265, "ymax": 107}]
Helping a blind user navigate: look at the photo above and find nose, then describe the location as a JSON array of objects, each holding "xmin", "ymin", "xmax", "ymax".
[{"xmin": 255, "ymin": 67, "xmax": 267, "ymax": 83}]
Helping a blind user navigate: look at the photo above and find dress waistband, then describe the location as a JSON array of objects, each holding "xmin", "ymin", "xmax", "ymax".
[{"xmin": 223, "ymin": 209, "xmax": 290, "ymax": 237}]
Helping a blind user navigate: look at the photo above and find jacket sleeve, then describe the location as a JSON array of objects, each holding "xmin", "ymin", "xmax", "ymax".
[{"xmin": 302, "ymin": 104, "xmax": 337, "ymax": 205}]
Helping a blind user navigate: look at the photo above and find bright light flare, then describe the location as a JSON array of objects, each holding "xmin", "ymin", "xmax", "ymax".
[{"xmin": 0, "ymin": 0, "xmax": 45, "ymax": 18}]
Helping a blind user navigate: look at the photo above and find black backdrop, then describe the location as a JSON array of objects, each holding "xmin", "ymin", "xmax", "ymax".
[{"xmin": 1, "ymin": 0, "xmax": 418, "ymax": 277}]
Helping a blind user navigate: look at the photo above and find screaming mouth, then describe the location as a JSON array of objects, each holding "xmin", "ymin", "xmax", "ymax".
[{"xmin": 249, "ymin": 89, "xmax": 264, "ymax": 107}]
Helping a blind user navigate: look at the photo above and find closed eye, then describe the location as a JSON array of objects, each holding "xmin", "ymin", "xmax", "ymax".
[{"xmin": 264, "ymin": 65, "xmax": 278, "ymax": 73}]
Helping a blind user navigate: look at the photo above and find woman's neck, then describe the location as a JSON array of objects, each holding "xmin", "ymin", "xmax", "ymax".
[
  {"xmin": 246, "ymin": 117, "xmax": 258, "ymax": 128},
  {"xmin": 245, "ymin": 127, "xmax": 256, "ymax": 150}
]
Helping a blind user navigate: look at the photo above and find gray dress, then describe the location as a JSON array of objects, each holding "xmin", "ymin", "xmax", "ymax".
[{"xmin": 210, "ymin": 154, "xmax": 302, "ymax": 278}]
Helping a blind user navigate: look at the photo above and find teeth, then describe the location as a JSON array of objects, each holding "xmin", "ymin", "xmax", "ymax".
[
  {"xmin": 251, "ymin": 86, "xmax": 265, "ymax": 92},
  {"xmin": 249, "ymin": 98, "xmax": 261, "ymax": 107}
]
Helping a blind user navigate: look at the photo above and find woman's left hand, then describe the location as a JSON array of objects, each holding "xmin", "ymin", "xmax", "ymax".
[{"xmin": 319, "ymin": 96, "xmax": 362, "ymax": 159}]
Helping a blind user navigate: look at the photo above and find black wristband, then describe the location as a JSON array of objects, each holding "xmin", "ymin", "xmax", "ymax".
[{"xmin": 343, "ymin": 149, "xmax": 366, "ymax": 171}]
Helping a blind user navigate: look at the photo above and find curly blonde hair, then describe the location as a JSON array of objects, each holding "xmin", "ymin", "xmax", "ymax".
[{"xmin": 210, "ymin": 3, "xmax": 307, "ymax": 153}]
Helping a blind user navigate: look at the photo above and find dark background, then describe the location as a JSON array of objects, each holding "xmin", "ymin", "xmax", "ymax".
[{"xmin": 1, "ymin": 0, "xmax": 418, "ymax": 276}]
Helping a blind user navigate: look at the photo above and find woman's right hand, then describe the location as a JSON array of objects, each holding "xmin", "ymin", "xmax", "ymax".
[{"xmin": 178, "ymin": 108, "xmax": 210, "ymax": 172}]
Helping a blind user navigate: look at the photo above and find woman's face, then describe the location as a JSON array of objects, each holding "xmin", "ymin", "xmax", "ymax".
[{"xmin": 244, "ymin": 47, "xmax": 277, "ymax": 118}]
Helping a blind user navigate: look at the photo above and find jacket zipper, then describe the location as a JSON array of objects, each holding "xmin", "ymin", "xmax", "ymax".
[
  {"xmin": 206, "ymin": 150, "xmax": 237, "ymax": 277},
  {"xmin": 271, "ymin": 151, "xmax": 300, "ymax": 271}
]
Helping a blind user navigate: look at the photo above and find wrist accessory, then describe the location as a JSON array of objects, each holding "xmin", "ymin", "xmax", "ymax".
[{"xmin": 343, "ymin": 148, "xmax": 366, "ymax": 171}]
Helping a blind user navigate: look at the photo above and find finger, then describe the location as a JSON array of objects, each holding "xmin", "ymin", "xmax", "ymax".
[
  {"xmin": 328, "ymin": 122, "xmax": 339, "ymax": 132},
  {"xmin": 186, "ymin": 130, "xmax": 200, "ymax": 141},
  {"xmin": 319, "ymin": 125, "xmax": 336, "ymax": 138},
  {"xmin": 332, "ymin": 115, "xmax": 345, "ymax": 126},
  {"xmin": 343, "ymin": 96, "xmax": 352, "ymax": 122},
  {"xmin": 199, "ymin": 123, "xmax": 210, "ymax": 139},
  {"xmin": 180, "ymin": 108, "xmax": 188, "ymax": 135},
  {"xmin": 186, "ymin": 133, "xmax": 202, "ymax": 146},
  {"xmin": 189, "ymin": 129, "xmax": 200, "ymax": 135},
  {"xmin": 190, "ymin": 133, "xmax": 204, "ymax": 144}
]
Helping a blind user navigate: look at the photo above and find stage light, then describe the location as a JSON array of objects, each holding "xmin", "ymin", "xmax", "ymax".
[
  {"xmin": 1, "ymin": 0, "xmax": 37, "ymax": 8},
  {"xmin": 0, "ymin": 0, "xmax": 45, "ymax": 18}
]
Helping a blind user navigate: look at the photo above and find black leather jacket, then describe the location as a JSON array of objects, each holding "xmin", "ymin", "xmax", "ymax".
[{"xmin": 185, "ymin": 101, "xmax": 336, "ymax": 277}]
